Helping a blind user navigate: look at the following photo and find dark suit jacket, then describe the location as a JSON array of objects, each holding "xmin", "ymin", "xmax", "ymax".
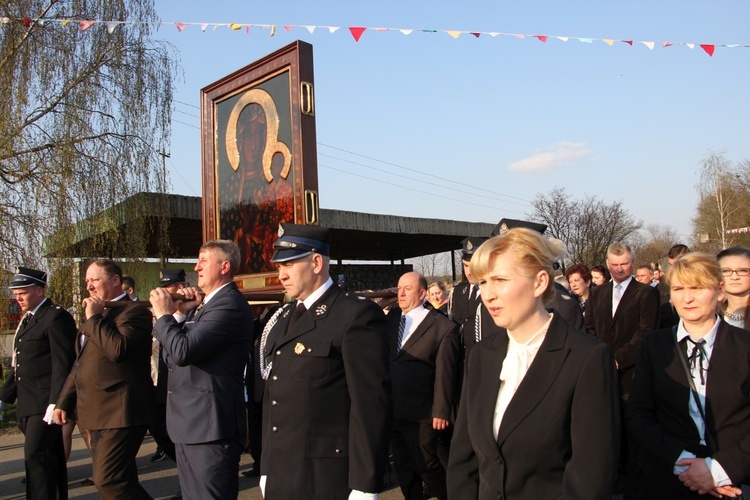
[
  {"xmin": 0, "ymin": 299, "xmax": 77, "ymax": 418},
  {"xmin": 261, "ymin": 284, "xmax": 392, "ymax": 499},
  {"xmin": 153, "ymin": 282, "xmax": 253, "ymax": 445},
  {"xmin": 57, "ymin": 300, "xmax": 153, "ymax": 430},
  {"xmin": 449, "ymin": 282, "xmax": 480, "ymax": 327},
  {"xmin": 627, "ymin": 321, "xmax": 750, "ymax": 495},
  {"xmin": 447, "ymin": 314, "xmax": 620, "ymax": 500},
  {"xmin": 387, "ymin": 306, "xmax": 460, "ymax": 422},
  {"xmin": 584, "ymin": 278, "xmax": 660, "ymax": 398}
]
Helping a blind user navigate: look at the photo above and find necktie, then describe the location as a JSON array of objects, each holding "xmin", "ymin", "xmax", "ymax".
[
  {"xmin": 396, "ymin": 315, "xmax": 406, "ymax": 353},
  {"xmin": 612, "ymin": 283, "xmax": 623, "ymax": 316},
  {"xmin": 287, "ymin": 302, "xmax": 307, "ymax": 332},
  {"xmin": 686, "ymin": 338, "xmax": 709, "ymax": 385}
]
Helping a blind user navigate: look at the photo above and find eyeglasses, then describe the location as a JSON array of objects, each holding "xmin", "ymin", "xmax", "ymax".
[{"xmin": 721, "ymin": 268, "xmax": 750, "ymax": 277}]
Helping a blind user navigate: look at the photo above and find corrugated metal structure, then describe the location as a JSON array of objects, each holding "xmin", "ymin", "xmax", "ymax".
[{"xmin": 45, "ymin": 192, "xmax": 495, "ymax": 262}]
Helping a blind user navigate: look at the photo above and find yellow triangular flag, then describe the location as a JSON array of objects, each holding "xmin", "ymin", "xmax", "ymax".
[
  {"xmin": 61, "ymin": 19, "xmax": 70, "ymax": 27},
  {"xmin": 446, "ymin": 30, "xmax": 461, "ymax": 39},
  {"xmin": 229, "ymin": 23, "xmax": 242, "ymax": 31},
  {"xmin": 603, "ymin": 39, "xmax": 614, "ymax": 46}
]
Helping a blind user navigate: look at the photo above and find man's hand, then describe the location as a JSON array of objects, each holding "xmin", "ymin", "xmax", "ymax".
[
  {"xmin": 52, "ymin": 408, "xmax": 68, "ymax": 425},
  {"xmin": 82, "ymin": 296, "xmax": 105, "ymax": 320},
  {"xmin": 677, "ymin": 458, "xmax": 716, "ymax": 494},
  {"xmin": 714, "ymin": 485, "xmax": 742, "ymax": 498},
  {"xmin": 173, "ymin": 287, "xmax": 203, "ymax": 316},
  {"xmin": 433, "ymin": 418, "xmax": 450, "ymax": 431},
  {"xmin": 149, "ymin": 287, "xmax": 177, "ymax": 318}
]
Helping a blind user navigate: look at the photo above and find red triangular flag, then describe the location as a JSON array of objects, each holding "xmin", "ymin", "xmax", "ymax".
[
  {"xmin": 349, "ymin": 26, "xmax": 366, "ymax": 41},
  {"xmin": 471, "ymin": 32, "xmax": 480, "ymax": 38},
  {"xmin": 175, "ymin": 23, "xmax": 187, "ymax": 32},
  {"xmin": 284, "ymin": 25, "xmax": 294, "ymax": 32},
  {"xmin": 622, "ymin": 40, "xmax": 633, "ymax": 46},
  {"xmin": 700, "ymin": 44, "xmax": 715, "ymax": 56},
  {"xmin": 534, "ymin": 35, "xmax": 548, "ymax": 43},
  {"xmin": 662, "ymin": 42, "xmax": 673, "ymax": 48},
  {"xmin": 79, "ymin": 20, "xmax": 96, "ymax": 31},
  {"xmin": 23, "ymin": 18, "xmax": 31, "ymax": 27}
]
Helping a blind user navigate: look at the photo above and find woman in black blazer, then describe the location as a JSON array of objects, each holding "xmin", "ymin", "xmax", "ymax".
[
  {"xmin": 447, "ymin": 228, "xmax": 620, "ymax": 499},
  {"xmin": 627, "ymin": 252, "xmax": 748, "ymax": 498}
]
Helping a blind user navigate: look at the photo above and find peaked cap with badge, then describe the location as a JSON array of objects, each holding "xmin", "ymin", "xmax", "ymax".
[
  {"xmin": 9, "ymin": 267, "xmax": 47, "ymax": 289},
  {"xmin": 270, "ymin": 222, "xmax": 331, "ymax": 263},
  {"xmin": 460, "ymin": 237, "xmax": 489, "ymax": 262},
  {"xmin": 490, "ymin": 218, "xmax": 548, "ymax": 237},
  {"xmin": 159, "ymin": 268, "xmax": 187, "ymax": 287}
]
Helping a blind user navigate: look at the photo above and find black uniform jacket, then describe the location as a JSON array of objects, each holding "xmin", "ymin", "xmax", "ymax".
[
  {"xmin": 448, "ymin": 314, "xmax": 620, "ymax": 500},
  {"xmin": 0, "ymin": 299, "xmax": 77, "ymax": 417},
  {"xmin": 627, "ymin": 321, "xmax": 750, "ymax": 496},
  {"xmin": 261, "ymin": 284, "xmax": 392, "ymax": 499}
]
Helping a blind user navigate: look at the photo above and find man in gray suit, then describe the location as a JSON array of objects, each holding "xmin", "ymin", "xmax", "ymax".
[{"xmin": 150, "ymin": 240, "xmax": 253, "ymax": 499}]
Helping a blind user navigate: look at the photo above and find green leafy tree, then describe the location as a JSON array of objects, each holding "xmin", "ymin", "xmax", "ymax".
[{"xmin": 0, "ymin": 0, "xmax": 178, "ymax": 307}]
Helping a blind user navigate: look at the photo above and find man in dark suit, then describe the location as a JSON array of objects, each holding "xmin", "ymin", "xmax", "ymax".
[
  {"xmin": 0, "ymin": 267, "xmax": 76, "ymax": 499},
  {"xmin": 53, "ymin": 259, "xmax": 153, "ymax": 499},
  {"xmin": 259, "ymin": 223, "xmax": 392, "ymax": 499},
  {"xmin": 388, "ymin": 272, "xmax": 459, "ymax": 500},
  {"xmin": 448, "ymin": 237, "xmax": 486, "ymax": 326},
  {"xmin": 150, "ymin": 240, "xmax": 253, "ymax": 500},
  {"xmin": 585, "ymin": 242, "xmax": 660, "ymax": 497}
]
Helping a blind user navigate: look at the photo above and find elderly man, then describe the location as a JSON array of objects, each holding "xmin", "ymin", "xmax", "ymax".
[
  {"xmin": 0, "ymin": 267, "xmax": 76, "ymax": 499},
  {"xmin": 54, "ymin": 260, "xmax": 153, "ymax": 499},
  {"xmin": 388, "ymin": 272, "xmax": 459, "ymax": 500},
  {"xmin": 259, "ymin": 223, "xmax": 392, "ymax": 499},
  {"xmin": 150, "ymin": 241, "xmax": 253, "ymax": 499}
]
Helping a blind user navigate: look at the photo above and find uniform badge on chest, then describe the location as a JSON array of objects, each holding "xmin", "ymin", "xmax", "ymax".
[{"xmin": 294, "ymin": 343, "xmax": 306, "ymax": 355}]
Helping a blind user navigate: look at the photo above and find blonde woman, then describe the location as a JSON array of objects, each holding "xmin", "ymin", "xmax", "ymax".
[
  {"xmin": 627, "ymin": 253, "xmax": 749, "ymax": 498},
  {"xmin": 447, "ymin": 228, "xmax": 619, "ymax": 499}
]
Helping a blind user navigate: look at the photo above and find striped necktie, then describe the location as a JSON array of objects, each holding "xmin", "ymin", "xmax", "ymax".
[{"xmin": 396, "ymin": 315, "xmax": 406, "ymax": 353}]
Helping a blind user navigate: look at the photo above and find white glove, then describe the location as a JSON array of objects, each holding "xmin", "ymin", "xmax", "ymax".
[
  {"xmin": 259, "ymin": 475, "xmax": 266, "ymax": 497},
  {"xmin": 349, "ymin": 491, "xmax": 378, "ymax": 499},
  {"xmin": 43, "ymin": 404, "xmax": 56, "ymax": 425}
]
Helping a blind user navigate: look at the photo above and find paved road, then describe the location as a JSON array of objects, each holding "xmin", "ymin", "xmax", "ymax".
[{"xmin": 0, "ymin": 428, "xmax": 405, "ymax": 499}]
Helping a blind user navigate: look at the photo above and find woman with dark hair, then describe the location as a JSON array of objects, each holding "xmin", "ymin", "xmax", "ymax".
[
  {"xmin": 627, "ymin": 252, "xmax": 749, "ymax": 498},
  {"xmin": 591, "ymin": 265, "xmax": 610, "ymax": 286},
  {"xmin": 717, "ymin": 246, "xmax": 750, "ymax": 330},
  {"xmin": 447, "ymin": 228, "xmax": 619, "ymax": 499},
  {"xmin": 565, "ymin": 264, "xmax": 593, "ymax": 312}
]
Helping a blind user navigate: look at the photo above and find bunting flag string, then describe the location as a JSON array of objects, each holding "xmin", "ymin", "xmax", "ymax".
[{"xmin": 1, "ymin": 15, "xmax": 747, "ymax": 57}]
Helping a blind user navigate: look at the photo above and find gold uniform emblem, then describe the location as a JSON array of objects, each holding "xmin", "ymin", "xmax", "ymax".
[{"xmin": 294, "ymin": 343, "xmax": 305, "ymax": 355}]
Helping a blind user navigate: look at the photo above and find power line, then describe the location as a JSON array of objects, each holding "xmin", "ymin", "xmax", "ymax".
[
  {"xmin": 174, "ymin": 108, "xmax": 200, "ymax": 119},
  {"xmin": 174, "ymin": 99, "xmax": 200, "ymax": 109},
  {"xmin": 319, "ymin": 163, "xmax": 528, "ymax": 217},
  {"xmin": 318, "ymin": 142, "xmax": 532, "ymax": 204},
  {"xmin": 172, "ymin": 118, "xmax": 200, "ymax": 130},
  {"xmin": 166, "ymin": 156, "xmax": 200, "ymax": 197},
  {"xmin": 319, "ymin": 152, "xmax": 529, "ymax": 208}
]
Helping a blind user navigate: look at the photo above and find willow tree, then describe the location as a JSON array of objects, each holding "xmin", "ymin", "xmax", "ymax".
[{"xmin": 0, "ymin": 0, "xmax": 178, "ymax": 307}]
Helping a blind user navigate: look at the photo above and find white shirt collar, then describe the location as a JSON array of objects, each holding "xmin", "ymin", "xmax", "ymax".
[
  {"xmin": 301, "ymin": 278, "xmax": 334, "ymax": 309},
  {"xmin": 28, "ymin": 297, "xmax": 48, "ymax": 316},
  {"xmin": 203, "ymin": 282, "xmax": 233, "ymax": 305},
  {"xmin": 676, "ymin": 314, "xmax": 721, "ymax": 348}
]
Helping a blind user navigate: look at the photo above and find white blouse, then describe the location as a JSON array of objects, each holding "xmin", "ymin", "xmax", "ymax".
[{"xmin": 493, "ymin": 314, "xmax": 553, "ymax": 440}]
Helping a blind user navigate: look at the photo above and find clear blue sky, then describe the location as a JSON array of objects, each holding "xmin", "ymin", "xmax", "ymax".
[{"xmin": 153, "ymin": 0, "xmax": 749, "ymax": 240}]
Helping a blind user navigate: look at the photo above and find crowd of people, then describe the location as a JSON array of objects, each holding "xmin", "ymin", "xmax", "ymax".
[{"xmin": 1, "ymin": 221, "xmax": 750, "ymax": 500}]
